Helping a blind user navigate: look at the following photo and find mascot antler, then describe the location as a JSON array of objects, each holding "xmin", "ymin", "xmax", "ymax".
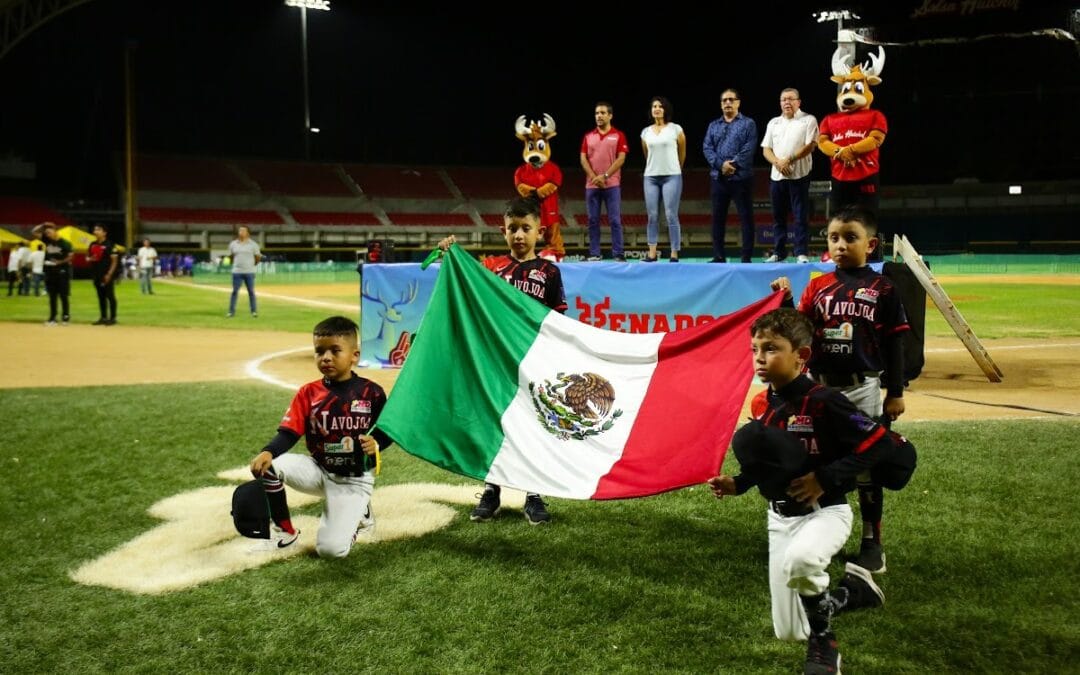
[
  {"xmin": 514, "ymin": 115, "xmax": 530, "ymax": 140},
  {"xmin": 831, "ymin": 49, "xmax": 852, "ymax": 77},
  {"xmin": 539, "ymin": 113, "xmax": 556, "ymax": 138},
  {"xmin": 863, "ymin": 47, "xmax": 885, "ymax": 79}
]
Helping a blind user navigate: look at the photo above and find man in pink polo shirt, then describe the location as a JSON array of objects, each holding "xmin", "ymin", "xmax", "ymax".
[{"xmin": 579, "ymin": 101, "xmax": 629, "ymax": 261}]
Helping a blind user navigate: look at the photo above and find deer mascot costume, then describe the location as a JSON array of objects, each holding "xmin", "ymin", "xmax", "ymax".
[
  {"xmin": 514, "ymin": 114, "xmax": 564, "ymax": 260},
  {"xmin": 818, "ymin": 46, "xmax": 887, "ymax": 218}
]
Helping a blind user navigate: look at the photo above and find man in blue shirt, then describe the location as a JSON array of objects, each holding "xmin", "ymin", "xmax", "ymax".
[{"xmin": 703, "ymin": 88, "xmax": 759, "ymax": 263}]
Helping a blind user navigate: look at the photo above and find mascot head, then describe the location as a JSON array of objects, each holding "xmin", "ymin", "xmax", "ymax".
[
  {"xmin": 830, "ymin": 46, "xmax": 885, "ymax": 112},
  {"xmin": 514, "ymin": 113, "xmax": 557, "ymax": 169}
]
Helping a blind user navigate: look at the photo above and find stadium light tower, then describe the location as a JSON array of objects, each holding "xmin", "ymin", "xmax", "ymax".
[{"xmin": 285, "ymin": 0, "xmax": 330, "ymax": 159}]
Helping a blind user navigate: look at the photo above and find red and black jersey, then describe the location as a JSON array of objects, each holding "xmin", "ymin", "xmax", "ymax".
[
  {"xmin": 275, "ymin": 373, "xmax": 389, "ymax": 476},
  {"xmin": 740, "ymin": 375, "xmax": 890, "ymax": 500},
  {"xmin": 797, "ymin": 265, "xmax": 909, "ymax": 394},
  {"xmin": 87, "ymin": 239, "xmax": 118, "ymax": 280},
  {"xmin": 482, "ymin": 256, "xmax": 567, "ymax": 313}
]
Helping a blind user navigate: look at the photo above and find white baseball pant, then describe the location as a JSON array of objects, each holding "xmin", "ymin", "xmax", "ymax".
[
  {"xmin": 767, "ymin": 503, "xmax": 853, "ymax": 641},
  {"xmin": 272, "ymin": 453, "xmax": 374, "ymax": 559}
]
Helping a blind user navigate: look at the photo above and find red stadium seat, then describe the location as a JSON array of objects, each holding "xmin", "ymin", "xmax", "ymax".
[
  {"xmin": 235, "ymin": 160, "xmax": 353, "ymax": 196},
  {"xmin": 385, "ymin": 212, "xmax": 475, "ymax": 227},
  {"xmin": 345, "ymin": 165, "xmax": 454, "ymax": 199},
  {"xmin": 291, "ymin": 211, "xmax": 382, "ymax": 226},
  {"xmin": 138, "ymin": 155, "xmax": 249, "ymax": 192},
  {"xmin": 138, "ymin": 207, "xmax": 283, "ymax": 225}
]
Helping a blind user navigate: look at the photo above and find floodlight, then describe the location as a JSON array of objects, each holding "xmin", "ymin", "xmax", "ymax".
[
  {"xmin": 1009, "ymin": 185, "xmax": 1022, "ymax": 195},
  {"xmin": 285, "ymin": 0, "xmax": 330, "ymax": 10}
]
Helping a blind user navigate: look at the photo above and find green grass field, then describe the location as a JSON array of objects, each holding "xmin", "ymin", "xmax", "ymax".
[{"xmin": 2, "ymin": 270, "xmax": 1078, "ymax": 673}]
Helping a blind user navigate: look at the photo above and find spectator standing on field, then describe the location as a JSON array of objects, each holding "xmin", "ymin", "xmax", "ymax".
[
  {"xmin": 35, "ymin": 222, "xmax": 73, "ymax": 325},
  {"xmin": 28, "ymin": 242, "xmax": 45, "ymax": 296},
  {"xmin": 137, "ymin": 238, "xmax": 158, "ymax": 294},
  {"xmin": 227, "ymin": 225, "xmax": 261, "ymax": 318},
  {"xmin": 6, "ymin": 242, "xmax": 27, "ymax": 296},
  {"xmin": 88, "ymin": 224, "xmax": 120, "ymax": 325}
]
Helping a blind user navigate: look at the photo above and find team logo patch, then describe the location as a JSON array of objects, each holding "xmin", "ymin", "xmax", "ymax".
[
  {"xmin": 530, "ymin": 372, "xmax": 622, "ymax": 441},
  {"xmin": 351, "ymin": 399, "xmax": 372, "ymax": 413},
  {"xmin": 823, "ymin": 322, "xmax": 854, "ymax": 341},
  {"xmin": 787, "ymin": 415, "xmax": 814, "ymax": 433},
  {"xmin": 855, "ymin": 288, "xmax": 879, "ymax": 303},
  {"xmin": 850, "ymin": 412, "xmax": 877, "ymax": 432},
  {"xmin": 528, "ymin": 269, "xmax": 548, "ymax": 284}
]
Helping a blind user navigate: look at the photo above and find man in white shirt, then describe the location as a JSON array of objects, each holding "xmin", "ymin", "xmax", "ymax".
[
  {"xmin": 28, "ymin": 243, "xmax": 45, "ymax": 296},
  {"xmin": 761, "ymin": 88, "xmax": 818, "ymax": 263},
  {"xmin": 137, "ymin": 239, "xmax": 158, "ymax": 295},
  {"xmin": 7, "ymin": 242, "xmax": 27, "ymax": 296}
]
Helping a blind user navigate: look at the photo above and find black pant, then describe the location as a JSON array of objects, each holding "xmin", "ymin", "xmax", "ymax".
[
  {"xmin": 95, "ymin": 277, "xmax": 117, "ymax": 320},
  {"xmin": 710, "ymin": 176, "xmax": 755, "ymax": 261},
  {"xmin": 45, "ymin": 269, "xmax": 70, "ymax": 321}
]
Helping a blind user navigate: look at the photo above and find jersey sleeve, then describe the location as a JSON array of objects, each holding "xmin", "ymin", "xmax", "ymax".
[
  {"xmin": 278, "ymin": 385, "xmax": 311, "ymax": 437},
  {"xmin": 546, "ymin": 265, "xmax": 568, "ymax": 314}
]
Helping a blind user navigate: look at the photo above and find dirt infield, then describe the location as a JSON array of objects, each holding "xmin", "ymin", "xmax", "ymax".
[{"xmin": 2, "ymin": 321, "xmax": 1076, "ymax": 421}]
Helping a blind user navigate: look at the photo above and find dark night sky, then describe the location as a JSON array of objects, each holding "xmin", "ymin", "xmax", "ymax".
[{"xmin": 1, "ymin": 0, "xmax": 1078, "ymax": 200}]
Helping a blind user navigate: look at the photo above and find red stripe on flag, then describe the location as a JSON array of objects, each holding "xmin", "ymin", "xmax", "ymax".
[{"xmin": 592, "ymin": 292, "xmax": 784, "ymax": 499}]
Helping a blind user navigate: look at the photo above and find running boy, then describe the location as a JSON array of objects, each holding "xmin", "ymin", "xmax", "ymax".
[
  {"xmin": 249, "ymin": 315, "xmax": 391, "ymax": 558},
  {"xmin": 770, "ymin": 205, "xmax": 909, "ymax": 573},
  {"xmin": 437, "ymin": 195, "xmax": 567, "ymax": 525},
  {"xmin": 708, "ymin": 308, "xmax": 890, "ymax": 675}
]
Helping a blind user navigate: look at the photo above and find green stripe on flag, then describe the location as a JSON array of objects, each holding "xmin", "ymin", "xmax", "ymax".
[{"xmin": 377, "ymin": 245, "xmax": 552, "ymax": 479}]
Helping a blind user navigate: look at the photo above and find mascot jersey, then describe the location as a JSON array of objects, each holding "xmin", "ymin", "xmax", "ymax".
[
  {"xmin": 819, "ymin": 108, "xmax": 888, "ymax": 182},
  {"xmin": 513, "ymin": 163, "xmax": 563, "ymax": 228}
]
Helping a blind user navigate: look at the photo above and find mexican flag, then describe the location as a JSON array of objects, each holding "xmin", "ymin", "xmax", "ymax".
[{"xmin": 377, "ymin": 245, "xmax": 783, "ymax": 500}]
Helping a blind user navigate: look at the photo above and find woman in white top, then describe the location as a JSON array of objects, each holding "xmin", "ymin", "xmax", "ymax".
[{"xmin": 640, "ymin": 96, "xmax": 686, "ymax": 262}]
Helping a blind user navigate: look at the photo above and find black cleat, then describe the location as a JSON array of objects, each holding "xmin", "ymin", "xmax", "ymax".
[
  {"xmin": 804, "ymin": 631, "xmax": 841, "ymax": 675},
  {"xmin": 837, "ymin": 562, "xmax": 885, "ymax": 612},
  {"xmin": 470, "ymin": 485, "xmax": 501, "ymax": 522},
  {"xmin": 523, "ymin": 494, "xmax": 551, "ymax": 525},
  {"xmin": 852, "ymin": 539, "xmax": 886, "ymax": 574}
]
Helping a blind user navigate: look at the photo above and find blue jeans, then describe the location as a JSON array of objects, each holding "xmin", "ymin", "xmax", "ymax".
[
  {"xmin": 710, "ymin": 176, "xmax": 755, "ymax": 261},
  {"xmin": 643, "ymin": 174, "xmax": 682, "ymax": 251},
  {"xmin": 770, "ymin": 176, "xmax": 811, "ymax": 258},
  {"xmin": 140, "ymin": 268, "xmax": 154, "ymax": 294},
  {"xmin": 229, "ymin": 273, "xmax": 257, "ymax": 314},
  {"xmin": 585, "ymin": 186, "xmax": 624, "ymax": 257}
]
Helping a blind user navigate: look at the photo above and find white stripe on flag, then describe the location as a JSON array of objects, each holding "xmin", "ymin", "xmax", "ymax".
[{"xmin": 486, "ymin": 312, "xmax": 666, "ymax": 498}]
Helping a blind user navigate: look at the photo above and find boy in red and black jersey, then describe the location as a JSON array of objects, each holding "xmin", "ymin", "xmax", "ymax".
[
  {"xmin": 709, "ymin": 308, "xmax": 893, "ymax": 675},
  {"xmin": 437, "ymin": 196, "xmax": 566, "ymax": 524},
  {"xmin": 770, "ymin": 205, "xmax": 909, "ymax": 574},
  {"xmin": 249, "ymin": 315, "xmax": 391, "ymax": 558}
]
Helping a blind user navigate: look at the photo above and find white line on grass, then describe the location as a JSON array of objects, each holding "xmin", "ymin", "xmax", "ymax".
[
  {"xmin": 244, "ymin": 347, "xmax": 309, "ymax": 391},
  {"xmin": 925, "ymin": 341, "xmax": 1080, "ymax": 353},
  {"xmin": 156, "ymin": 278, "xmax": 357, "ymax": 311}
]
